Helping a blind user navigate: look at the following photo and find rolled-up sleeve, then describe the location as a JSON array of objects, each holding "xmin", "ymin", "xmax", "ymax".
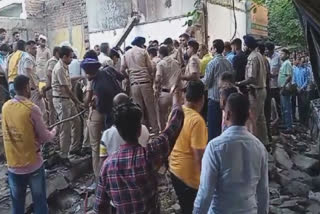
[
  {"xmin": 146, "ymin": 104, "xmax": 184, "ymax": 165},
  {"xmin": 193, "ymin": 142, "xmax": 220, "ymax": 214}
]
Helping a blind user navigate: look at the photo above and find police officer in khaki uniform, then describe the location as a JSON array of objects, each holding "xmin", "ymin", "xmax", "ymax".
[
  {"xmin": 236, "ymin": 35, "xmax": 269, "ymax": 146},
  {"xmin": 121, "ymin": 37, "xmax": 159, "ymax": 133},
  {"xmin": 181, "ymin": 39, "xmax": 201, "ymax": 88},
  {"xmin": 52, "ymin": 46, "xmax": 82, "ymax": 164},
  {"xmin": 42, "ymin": 47, "xmax": 60, "ymax": 125},
  {"xmin": 154, "ymin": 46, "xmax": 181, "ymax": 130}
]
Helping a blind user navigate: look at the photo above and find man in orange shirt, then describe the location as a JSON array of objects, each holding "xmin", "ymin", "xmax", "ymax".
[{"xmin": 169, "ymin": 80, "xmax": 208, "ymax": 214}]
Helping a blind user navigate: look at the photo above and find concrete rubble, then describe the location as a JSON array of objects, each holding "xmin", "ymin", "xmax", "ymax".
[
  {"xmin": 0, "ymin": 107, "xmax": 320, "ymax": 213},
  {"xmin": 269, "ymin": 123, "xmax": 320, "ymax": 214}
]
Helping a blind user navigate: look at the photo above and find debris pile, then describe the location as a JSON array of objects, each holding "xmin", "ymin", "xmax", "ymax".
[{"xmin": 269, "ymin": 124, "xmax": 320, "ymax": 214}]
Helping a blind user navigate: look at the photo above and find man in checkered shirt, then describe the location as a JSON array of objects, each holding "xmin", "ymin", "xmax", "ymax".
[{"xmin": 94, "ymin": 86, "xmax": 184, "ymax": 213}]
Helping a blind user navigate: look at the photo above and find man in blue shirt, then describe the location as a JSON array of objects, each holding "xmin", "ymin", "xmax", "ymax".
[
  {"xmin": 293, "ymin": 56, "xmax": 311, "ymax": 126},
  {"xmin": 202, "ymin": 39, "xmax": 233, "ymax": 141},
  {"xmin": 223, "ymin": 41, "xmax": 235, "ymax": 63},
  {"xmin": 193, "ymin": 93, "xmax": 269, "ymax": 214}
]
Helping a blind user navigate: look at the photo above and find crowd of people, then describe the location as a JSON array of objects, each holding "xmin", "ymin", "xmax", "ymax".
[{"xmin": 0, "ymin": 25, "xmax": 317, "ymax": 214}]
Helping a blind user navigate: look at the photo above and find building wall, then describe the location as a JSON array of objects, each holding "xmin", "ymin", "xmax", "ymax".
[
  {"xmin": 44, "ymin": 0, "xmax": 88, "ymax": 57},
  {"xmin": 0, "ymin": 17, "xmax": 44, "ymax": 41},
  {"xmin": 89, "ymin": 17, "xmax": 189, "ymax": 48},
  {"xmin": 207, "ymin": 1, "xmax": 247, "ymax": 46},
  {"xmin": 25, "ymin": 0, "xmax": 44, "ymax": 17}
]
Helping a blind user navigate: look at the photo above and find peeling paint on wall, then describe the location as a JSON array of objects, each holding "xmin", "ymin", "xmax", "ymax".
[{"xmin": 48, "ymin": 25, "xmax": 85, "ymax": 57}]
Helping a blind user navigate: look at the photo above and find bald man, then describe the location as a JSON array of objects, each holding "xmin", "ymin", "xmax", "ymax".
[{"xmin": 99, "ymin": 93, "xmax": 150, "ymax": 164}]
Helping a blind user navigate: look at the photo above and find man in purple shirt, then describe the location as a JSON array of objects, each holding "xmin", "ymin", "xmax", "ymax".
[{"xmin": 2, "ymin": 75, "xmax": 56, "ymax": 214}]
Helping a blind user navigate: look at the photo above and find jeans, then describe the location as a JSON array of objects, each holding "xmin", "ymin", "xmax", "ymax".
[
  {"xmin": 297, "ymin": 90, "xmax": 310, "ymax": 126},
  {"xmin": 281, "ymin": 95, "xmax": 293, "ymax": 130},
  {"xmin": 171, "ymin": 173, "xmax": 198, "ymax": 214},
  {"xmin": 292, "ymin": 95, "xmax": 297, "ymax": 120},
  {"xmin": 207, "ymin": 99, "xmax": 222, "ymax": 142},
  {"xmin": 8, "ymin": 165, "xmax": 48, "ymax": 214}
]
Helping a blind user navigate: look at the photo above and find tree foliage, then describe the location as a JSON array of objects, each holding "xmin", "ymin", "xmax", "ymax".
[{"xmin": 253, "ymin": 0, "xmax": 306, "ymax": 48}]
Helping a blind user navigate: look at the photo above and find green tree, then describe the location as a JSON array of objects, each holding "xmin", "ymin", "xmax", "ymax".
[{"xmin": 254, "ymin": 0, "xmax": 306, "ymax": 48}]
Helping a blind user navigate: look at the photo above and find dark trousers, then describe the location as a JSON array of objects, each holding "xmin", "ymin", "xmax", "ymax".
[
  {"xmin": 292, "ymin": 95, "xmax": 297, "ymax": 120},
  {"xmin": 270, "ymin": 88, "xmax": 281, "ymax": 120},
  {"xmin": 208, "ymin": 99, "xmax": 222, "ymax": 141},
  {"xmin": 201, "ymin": 91, "xmax": 208, "ymax": 122},
  {"xmin": 264, "ymin": 88, "xmax": 272, "ymax": 141},
  {"xmin": 171, "ymin": 173, "xmax": 198, "ymax": 214},
  {"xmin": 297, "ymin": 90, "xmax": 310, "ymax": 126}
]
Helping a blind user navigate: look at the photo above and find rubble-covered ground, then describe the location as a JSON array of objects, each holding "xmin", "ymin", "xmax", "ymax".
[{"xmin": 0, "ymin": 120, "xmax": 320, "ymax": 213}]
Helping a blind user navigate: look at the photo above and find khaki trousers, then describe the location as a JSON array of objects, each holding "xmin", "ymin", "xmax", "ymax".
[
  {"xmin": 45, "ymin": 90, "xmax": 57, "ymax": 126},
  {"xmin": 87, "ymin": 109, "xmax": 105, "ymax": 178},
  {"xmin": 131, "ymin": 83, "xmax": 159, "ymax": 133},
  {"xmin": 158, "ymin": 92, "xmax": 172, "ymax": 130},
  {"xmin": 31, "ymin": 90, "xmax": 47, "ymax": 122},
  {"xmin": 53, "ymin": 98, "xmax": 82, "ymax": 158},
  {"xmin": 249, "ymin": 88, "xmax": 269, "ymax": 145}
]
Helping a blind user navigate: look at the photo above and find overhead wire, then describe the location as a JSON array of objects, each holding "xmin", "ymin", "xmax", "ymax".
[{"xmin": 231, "ymin": 0, "xmax": 238, "ymax": 41}]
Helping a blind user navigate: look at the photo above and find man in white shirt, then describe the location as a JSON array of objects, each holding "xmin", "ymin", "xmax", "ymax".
[
  {"xmin": 98, "ymin": 43, "xmax": 113, "ymax": 68},
  {"xmin": 100, "ymin": 93, "xmax": 150, "ymax": 158}
]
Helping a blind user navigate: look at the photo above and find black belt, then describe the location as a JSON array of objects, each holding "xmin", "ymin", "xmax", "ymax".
[
  {"xmin": 162, "ymin": 88, "xmax": 170, "ymax": 93},
  {"xmin": 131, "ymin": 81, "xmax": 151, "ymax": 86},
  {"xmin": 52, "ymin": 96, "xmax": 70, "ymax": 99}
]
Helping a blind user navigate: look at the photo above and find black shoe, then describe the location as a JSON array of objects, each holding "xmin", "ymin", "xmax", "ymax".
[
  {"xmin": 60, "ymin": 157, "xmax": 72, "ymax": 168},
  {"xmin": 81, "ymin": 147, "xmax": 92, "ymax": 155},
  {"xmin": 281, "ymin": 129, "xmax": 294, "ymax": 135},
  {"xmin": 69, "ymin": 149, "xmax": 85, "ymax": 156}
]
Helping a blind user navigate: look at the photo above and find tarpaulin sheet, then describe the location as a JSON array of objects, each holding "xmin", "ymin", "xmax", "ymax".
[{"xmin": 293, "ymin": 0, "xmax": 320, "ymax": 90}]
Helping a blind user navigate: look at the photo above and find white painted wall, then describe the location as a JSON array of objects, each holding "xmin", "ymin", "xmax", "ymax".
[
  {"xmin": 207, "ymin": 2, "xmax": 247, "ymax": 46},
  {"xmin": 89, "ymin": 17, "xmax": 189, "ymax": 48},
  {"xmin": 0, "ymin": 0, "xmax": 27, "ymax": 19}
]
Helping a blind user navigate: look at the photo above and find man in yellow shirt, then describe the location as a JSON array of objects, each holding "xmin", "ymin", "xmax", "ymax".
[
  {"xmin": 198, "ymin": 44, "xmax": 213, "ymax": 77},
  {"xmin": 169, "ymin": 80, "xmax": 208, "ymax": 214}
]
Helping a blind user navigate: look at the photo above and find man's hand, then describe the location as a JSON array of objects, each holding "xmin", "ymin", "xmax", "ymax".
[
  {"xmin": 235, "ymin": 81, "xmax": 242, "ymax": 87},
  {"xmin": 50, "ymin": 127, "xmax": 57, "ymax": 136}
]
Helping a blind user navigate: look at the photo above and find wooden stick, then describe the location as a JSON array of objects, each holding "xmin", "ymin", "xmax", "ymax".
[{"xmin": 49, "ymin": 109, "xmax": 87, "ymax": 129}]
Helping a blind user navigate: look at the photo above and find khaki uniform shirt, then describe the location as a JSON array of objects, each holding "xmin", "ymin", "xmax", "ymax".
[
  {"xmin": 18, "ymin": 53, "xmax": 39, "ymax": 90},
  {"xmin": 183, "ymin": 54, "xmax": 200, "ymax": 87},
  {"xmin": 36, "ymin": 46, "xmax": 51, "ymax": 81},
  {"xmin": 121, "ymin": 46, "xmax": 153, "ymax": 84},
  {"xmin": 52, "ymin": 60, "xmax": 72, "ymax": 98},
  {"xmin": 170, "ymin": 48, "xmax": 183, "ymax": 66},
  {"xmin": 46, "ymin": 56, "xmax": 59, "ymax": 84},
  {"xmin": 156, "ymin": 56, "xmax": 181, "ymax": 90},
  {"xmin": 245, "ymin": 50, "xmax": 267, "ymax": 89}
]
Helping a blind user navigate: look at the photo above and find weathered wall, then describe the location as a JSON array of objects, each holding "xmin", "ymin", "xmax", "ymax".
[
  {"xmin": 86, "ymin": 0, "xmax": 132, "ymax": 32},
  {"xmin": 44, "ymin": 0, "xmax": 88, "ymax": 57},
  {"xmin": 0, "ymin": 17, "xmax": 45, "ymax": 41},
  {"xmin": 87, "ymin": 0, "xmax": 193, "ymax": 33},
  {"xmin": 207, "ymin": 0, "xmax": 247, "ymax": 45},
  {"xmin": 136, "ymin": 0, "xmax": 194, "ymax": 23},
  {"xmin": 87, "ymin": 0, "xmax": 193, "ymax": 48},
  {"xmin": 25, "ymin": 0, "xmax": 44, "ymax": 17},
  {"xmin": 89, "ymin": 17, "xmax": 189, "ymax": 48}
]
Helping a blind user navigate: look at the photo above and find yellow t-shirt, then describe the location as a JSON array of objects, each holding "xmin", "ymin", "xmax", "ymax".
[
  {"xmin": 200, "ymin": 53, "xmax": 213, "ymax": 76},
  {"xmin": 169, "ymin": 106, "xmax": 208, "ymax": 189}
]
